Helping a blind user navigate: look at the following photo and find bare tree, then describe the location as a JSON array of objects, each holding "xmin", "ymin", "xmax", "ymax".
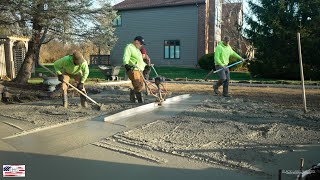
[{"xmin": 0, "ymin": 0, "xmax": 117, "ymax": 83}]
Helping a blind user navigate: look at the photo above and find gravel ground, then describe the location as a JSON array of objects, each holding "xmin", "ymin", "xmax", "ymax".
[
  {"xmin": 97, "ymin": 83, "xmax": 320, "ymax": 177},
  {"xmin": 0, "ymin": 82, "xmax": 156, "ymax": 128}
]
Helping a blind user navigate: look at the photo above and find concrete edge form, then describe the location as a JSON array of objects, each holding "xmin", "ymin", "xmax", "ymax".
[
  {"xmin": 97, "ymin": 81, "xmax": 131, "ymax": 85},
  {"xmin": 104, "ymin": 94, "xmax": 191, "ymax": 122}
]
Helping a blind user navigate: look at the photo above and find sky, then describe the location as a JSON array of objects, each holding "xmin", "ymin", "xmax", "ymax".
[{"xmin": 110, "ymin": 0, "xmax": 124, "ymax": 5}]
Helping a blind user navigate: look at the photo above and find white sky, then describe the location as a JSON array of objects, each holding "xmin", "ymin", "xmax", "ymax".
[{"xmin": 111, "ymin": 0, "xmax": 124, "ymax": 5}]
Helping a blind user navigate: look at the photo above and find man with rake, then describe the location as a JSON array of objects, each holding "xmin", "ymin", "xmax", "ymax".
[{"xmin": 213, "ymin": 36, "xmax": 245, "ymax": 97}]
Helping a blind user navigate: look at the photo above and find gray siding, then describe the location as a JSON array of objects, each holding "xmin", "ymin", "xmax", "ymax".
[{"xmin": 110, "ymin": 5, "xmax": 199, "ymax": 67}]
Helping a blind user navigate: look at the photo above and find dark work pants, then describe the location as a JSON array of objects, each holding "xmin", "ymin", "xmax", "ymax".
[{"xmin": 214, "ymin": 65, "xmax": 230, "ymax": 95}]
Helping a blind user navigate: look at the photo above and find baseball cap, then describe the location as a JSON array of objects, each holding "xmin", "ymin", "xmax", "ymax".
[
  {"xmin": 134, "ymin": 36, "xmax": 146, "ymax": 45},
  {"xmin": 223, "ymin": 36, "xmax": 230, "ymax": 42},
  {"xmin": 73, "ymin": 51, "xmax": 85, "ymax": 65}
]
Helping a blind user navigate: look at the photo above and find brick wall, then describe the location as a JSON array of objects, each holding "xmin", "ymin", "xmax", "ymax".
[{"xmin": 197, "ymin": 3, "xmax": 206, "ymax": 63}]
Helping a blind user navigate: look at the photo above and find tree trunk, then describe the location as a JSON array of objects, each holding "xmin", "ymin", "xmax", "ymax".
[
  {"xmin": 34, "ymin": 46, "xmax": 40, "ymax": 67},
  {"xmin": 14, "ymin": 40, "xmax": 36, "ymax": 84},
  {"xmin": 14, "ymin": 11, "xmax": 42, "ymax": 84}
]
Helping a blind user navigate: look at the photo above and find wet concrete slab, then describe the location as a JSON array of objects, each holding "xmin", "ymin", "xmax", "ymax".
[
  {"xmin": 0, "ymin": 116, "xmax": 36, "ymax": 134},
  {"xmin": 1, "ymin": 148, "xmax": 264, "ymax": 180},
  {"xmin": 0, "ymin": 121, "xmax": 20, "ymax": 138},
  {"xmin": 60, "ymin": 144, "xmax": 263, "ymax": 180},
  {"xmin": 0, "ymin": 117, "xmax": 21, "ymax": 154},
  {"xmin": 2, "ymin": 95, "xmax": 207, "ymax": 155}
]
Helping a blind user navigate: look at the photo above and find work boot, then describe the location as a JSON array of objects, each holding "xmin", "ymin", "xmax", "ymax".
[
  {"xmin": 129, "ymin": 89, "xmax": 136, "ymax": 103},
  {"xmin": 135, "ymin": 92, "xmax": 144, "ymax": 103},
  {"xmin": 144, "ymin": 83, "xmax": 149, "ymax": 96},
  {"xmin": 213, "ymin": 79, "xmax": 224, "ymax": 95},
  {"xmin": 63, "ymin": 94, "xmax": 68, "ymax": 108},
  {"xmin": 80, "ymin": 94, "xmax": 87, "ymax": 108},
  {"xmin": 213, "ymin": 85, "xmax": 221, "ymax": 95},
  {"xmin": 223, "ymin": 94, "xmax": 231, "ymax": 97},
  {"xmin": 222, "ymin": 79, "xmax": 230, "ymax": 97}
]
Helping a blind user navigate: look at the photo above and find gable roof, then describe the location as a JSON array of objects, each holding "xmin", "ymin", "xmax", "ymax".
[{"xmin": 114, "ymin": 0, "xmax": 206, "ymax": 11}]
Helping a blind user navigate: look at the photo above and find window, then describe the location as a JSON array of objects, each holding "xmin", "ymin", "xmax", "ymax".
[
  {"xmin": 112, "ymin": 14, "xmax": 122, "ymax": 27},
  {"xmin": 164, "ymin": 40, "xmax": 180, "ymax": 59}
]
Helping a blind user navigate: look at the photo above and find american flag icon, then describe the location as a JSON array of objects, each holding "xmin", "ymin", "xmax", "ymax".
[{"xmin": 3, "ymin": 165, "xmax": 25, "ymax": 177}]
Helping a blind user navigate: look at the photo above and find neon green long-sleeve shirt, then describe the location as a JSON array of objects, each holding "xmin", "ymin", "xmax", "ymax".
[
  {"xmin": 214, "ymin": 41, "xmax": 242, "ymax": 66},
  {"xmin": 123, "ymin": 43, "xmax": 146, "ymax": 71},
  {"xmin": 54, "ymin": 55, "xmax": 89, "ymax": 83}
]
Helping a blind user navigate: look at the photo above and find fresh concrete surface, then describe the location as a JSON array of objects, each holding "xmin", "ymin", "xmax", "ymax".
[
  {"xmin": 104, "ymin": 94, "xmax": 191, "ymax": 122},
  {"xmin": 1, "ymin": 149, "xmax": 262, "ymax": 180},
  {"xmin": 1, "ymin": 94, "xmax": 204, "ymax": 155}
]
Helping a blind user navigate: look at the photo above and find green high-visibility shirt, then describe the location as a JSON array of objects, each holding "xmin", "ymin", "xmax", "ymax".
[
  {"xmin": 54, "ymin": 55, "xmax": 89, "ymax": 83},
  {"xmin": 214, "ymin": 41, "xmax": 242, "ymax": 66},
  {"xmin": 123, "ymin": 43, "xmax": 146, "ymax": 71}
]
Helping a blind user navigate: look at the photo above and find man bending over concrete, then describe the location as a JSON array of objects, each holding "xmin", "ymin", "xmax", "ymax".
[{"xmin": 54, "ymin": 51, "xmax": 89, "ymax": 108}]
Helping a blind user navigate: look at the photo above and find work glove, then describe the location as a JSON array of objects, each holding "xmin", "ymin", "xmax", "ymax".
[
  {"xmin": 223, "ymin": 66, "xmax": 228, "ymax": 71},
  {"xmin": 58, "ymin": 75, "xmax": 64, "ymax": 82},
  {"xmin": 77, "ymin": 83, "xmax": 84, "ymax": 90},
  {"xmin": 124, "ymin": 64, "xmax": 132, "ymax": 72}
]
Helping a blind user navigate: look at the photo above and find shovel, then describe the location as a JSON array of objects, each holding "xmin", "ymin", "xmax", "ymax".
[{"xmin": 39, "ymin": 64, "xmax": 105, "ymax": 110}]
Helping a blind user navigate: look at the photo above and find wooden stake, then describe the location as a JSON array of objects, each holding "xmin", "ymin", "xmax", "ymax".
[{"xmin": 297, "ymin": 33, "xmax": 307, "ymax": 113}]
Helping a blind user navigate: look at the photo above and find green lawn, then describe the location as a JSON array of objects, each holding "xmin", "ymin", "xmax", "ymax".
[
  {"xmin": 149, "ymin": 67, "xmax": 251, "ymax": 80},
  {"xmin": 32, "ymin": 64, "xmax": 319, "ymax": 85}
]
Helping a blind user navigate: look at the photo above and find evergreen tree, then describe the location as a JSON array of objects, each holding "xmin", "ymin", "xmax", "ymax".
[{"xmin": 245, "ymin": 0, "xmax": 320, "ymax": 80}]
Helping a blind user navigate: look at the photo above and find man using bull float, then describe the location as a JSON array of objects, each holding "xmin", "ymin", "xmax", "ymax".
[
  {"xmin": 123, "ymin": 36, "xmax": 146, "ymax": 103},
  {"xmin": 213, "ymin": 36, "xmax": 245, "ymax": 97},
  {"xmin": 54, "ymin": 51, "xmax": 89, "ymax": 108}
]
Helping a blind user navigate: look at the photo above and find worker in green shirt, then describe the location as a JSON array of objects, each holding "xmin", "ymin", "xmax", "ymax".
[
  {"xmin": 123, "ymin": 36, "xmax": 146, "ymax": 103},
  {"xmin": 214, "ymin": 36, "xmax": 244, "ymax": 97},
  {"xmin": 54, "ymin": 51, "xmax": 89, "ymax": 108}
]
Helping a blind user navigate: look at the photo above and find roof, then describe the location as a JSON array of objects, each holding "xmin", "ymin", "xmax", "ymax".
[
  {"xmin": 0, "ymin": 35, "xmax": 29, "ymax": 41},
  {"xmin": 113, "ymin": 0, "xmax": 206, "ymax": 11}
]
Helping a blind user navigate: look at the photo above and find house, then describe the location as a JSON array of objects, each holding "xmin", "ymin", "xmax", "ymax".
[
  {"xmin": 0, "ymin": 35, "xmax": 29, "ymax": 79},
  {"xmin": 110, "ymin": 0, "xmax": 224, "ymax": 67}
]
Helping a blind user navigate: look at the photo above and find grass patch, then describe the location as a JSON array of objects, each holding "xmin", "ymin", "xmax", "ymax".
[
  {"xmin": 28, "ymin": 78, "xmax": 44, "ymax": 84},
  {"xmin": 150, "ymin": 67, "xmax": 251, "ymax": 80}
]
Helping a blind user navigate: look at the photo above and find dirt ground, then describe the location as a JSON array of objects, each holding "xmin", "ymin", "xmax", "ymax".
[
  {"xmin": 162, "ymin": 83, "xmax": 320, "ymax": 110},
  {"xmin": 1, "ymin": 81, "xmax": 319, "ymax": 178}
]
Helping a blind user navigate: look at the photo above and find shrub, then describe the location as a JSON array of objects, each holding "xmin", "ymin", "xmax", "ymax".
[{"xmin": 198, "ymin": 53, "xmax": 215, "ymax": 70}]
